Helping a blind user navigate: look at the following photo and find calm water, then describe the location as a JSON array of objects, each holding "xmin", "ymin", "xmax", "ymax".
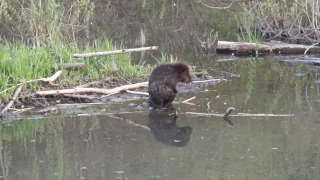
[
  {"xmin": 2, "ymin": 1, "xmax": 320, "ymax": 180},
  {"xmin": 2, "ymin": 59, "xmax": 320, "ymax": 180}
]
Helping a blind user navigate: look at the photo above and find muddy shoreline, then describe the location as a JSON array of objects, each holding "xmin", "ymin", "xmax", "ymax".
[{"xmin": 1, "ymin": 73, "xmax": 227, "ymax": 120}]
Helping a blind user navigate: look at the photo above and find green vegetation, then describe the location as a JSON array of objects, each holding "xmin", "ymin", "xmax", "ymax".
[
  {"xmin": 0, "ymin": 0, "xmax": 153, "ymax": 100},
  {"xmin": 0, "ymin": 39, "xmax": 152, "ymax": 100}
]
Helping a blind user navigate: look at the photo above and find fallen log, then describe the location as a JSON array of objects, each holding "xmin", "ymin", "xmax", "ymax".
[
  {"xmin": 217, "ymin": 41, "xmax": 320, "ymax": 55},
  {"xmin": 36, "ymin": 82, "xmax": 148, "ymax": 96},
  {"xmin": 73, "ymin": 46, "xmax": 159, "ymax": 58}
]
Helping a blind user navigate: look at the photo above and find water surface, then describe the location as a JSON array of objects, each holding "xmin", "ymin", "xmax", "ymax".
[
  {"xmin": 1, "ymin": 1, "xmax": 320, "ymax": 179},
  {"xmin": 2, "ymin": 59, "xmax": 320, "ymax": 179}
]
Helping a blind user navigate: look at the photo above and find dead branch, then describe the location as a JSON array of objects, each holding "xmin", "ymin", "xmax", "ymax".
[
  {"xmin": 41, "ymin": 70, "xmax": 62, "ymax": 84},
  {"xmin": 182, "ymin": 96, "xmax": 196, "ymax": 103},
  {"xmin": 1, "ymin": 71, "xmax": 62, "ymax": 94},
  {"xmin": 126, "ymin": 90, "xmax": 149, "ymax": 96},
  {"xmin": 36, "ymin": 81, "xmax": 148, "ymax": 96},
  {"xmin": 0, "ymin": 84, "xmax": 23, "ymax": 118},
  {"xmin": 73, "ymin": 46, "xmax": 159, "ymax": 58}
]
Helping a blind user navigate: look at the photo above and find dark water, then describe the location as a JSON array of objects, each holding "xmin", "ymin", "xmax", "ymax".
[{"xmin": 2, "ymin": 1, "xmax": 320, "ymax": 180}]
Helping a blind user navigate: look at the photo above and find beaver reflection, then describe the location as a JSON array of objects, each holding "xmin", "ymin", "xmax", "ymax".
[{"xmin": 148, "ymin": 105, "xmax": 193, "ymax": 147}]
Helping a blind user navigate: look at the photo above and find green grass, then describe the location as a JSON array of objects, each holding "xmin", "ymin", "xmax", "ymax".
[{"xmin": 0, "ymin": 39, "xmax": 152, "ymax": 100}]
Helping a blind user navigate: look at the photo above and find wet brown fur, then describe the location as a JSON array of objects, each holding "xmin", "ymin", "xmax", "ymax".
[{"xmin": 148, "ymin": 63, "xmax": 192, "ymax": 108}]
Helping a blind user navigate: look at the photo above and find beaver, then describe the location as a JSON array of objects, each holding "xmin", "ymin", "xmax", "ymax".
[{"xmin": 148, "ymin": 63, "xmax": 192, "ymax": 108}]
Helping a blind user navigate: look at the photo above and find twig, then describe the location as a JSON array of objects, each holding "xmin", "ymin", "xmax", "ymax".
[
  {"xmin": 181, "ymin": 102, "xmax": 196, "ymax": 106},
  {"xmin": 0, "ymin": 84, "xmax": 23, "ymax": 118},
  {"xmin": 39, "ymin": 70, "xmax": 62, "ymax": 84},
  {"xmin": 73, "ymin": 46, "xmax": 159, "ymax": 58},
  {"xmin": 1, "ymin": 70, "xmax": 62, "ymax": 94},
  {"xmin": 36, "ymin": 81, "xmax": 148, "ymax": 96},
  {"xmin": 186, "ymin": 112, "xmax": 293, "ymax": 117},
  {"xmin": 181, "ymin": 96, "xmax": 196, "ymax": 103},
  {"xmin": 126, "ymin": 90, "xmax": 149, "ymax": 96}
]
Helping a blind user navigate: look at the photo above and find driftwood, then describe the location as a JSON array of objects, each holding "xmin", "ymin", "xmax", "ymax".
[
  {"xmin": 280, "ymin": 56, "xmax": 320, "ymax": 66},
  {"xmin": 0, "ymin": 85, "xmax": 23, "ymax": 118},
  {"xmin": 73, "ymin": 46, "xmax": 159, "ymax": 58},
  {"xmin": 36, "ymin": 82, "xmax": 148, "ymax": 96},
  {"xmin": 217, "ymin": 41, "xmax": 320, "ymax": 55}
]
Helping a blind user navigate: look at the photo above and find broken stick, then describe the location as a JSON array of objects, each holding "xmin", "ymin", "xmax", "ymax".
[
  {"xmin": 1, "ymin": 70, "xmax": 62, "ymax": 94},
  {"xmin": 73, "ymin": 46, "xmax": 159, "ymax": 58}
]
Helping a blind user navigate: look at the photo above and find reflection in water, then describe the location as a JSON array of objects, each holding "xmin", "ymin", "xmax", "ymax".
[
  {"xmin": 223, "ymin": 107, "xmax": 234, "ymax": 127},
  {"xmin": 223, "ymin": 116, "xmax": 234, "ymax": 127},
  {"xmin": 148, "ymin": 105, "xmax": 193, "ymax": 147}
]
